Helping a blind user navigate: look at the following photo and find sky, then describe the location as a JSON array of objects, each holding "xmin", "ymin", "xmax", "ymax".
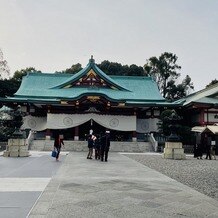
[{"xmin": 0, "ymin": 0, "xmax": 218, "ymax": 92}]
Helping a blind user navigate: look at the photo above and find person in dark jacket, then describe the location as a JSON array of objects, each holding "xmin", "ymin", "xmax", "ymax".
[
  {"xmin": 210, "ymin": 142, "xmax": 216, "ymax": 160},
  {"xmin": 100, "ymin": 131, "xmax": 110, "ymax": 162},
  {"xmin": 195, "ymin": 133, "xmax": 203, "ymax": 159},
  {"xmin": 94, "ymin": 135, "xmax": 101, "ymax": 160},
  {"xmin": 205, "ymin": 135, "xmax": 212, "ymax": 160},
  {"xmin": 54, "ymin": 134, "xmax": 64, "ymax": 161},
  {"xmin": 87, "ymin": 135, "xmax": 94, "ymax": 159}
]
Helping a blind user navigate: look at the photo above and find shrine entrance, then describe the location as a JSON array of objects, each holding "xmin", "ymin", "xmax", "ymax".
[
  {"xmin": 78, "ymin": 120, "xmax": 132, "ymax": 141},
  {"xmin": 79, "ymin": 120, "xmax": 106, "ymax": 140}
]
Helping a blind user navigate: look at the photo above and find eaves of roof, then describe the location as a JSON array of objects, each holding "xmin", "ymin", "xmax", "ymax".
[
  {"xmin": 183, "ymin": 96, "xmax": 218, "ymax": 107},
  {"xmin": 1, "ymin": 97, "xmax": 59, "ymax": 104},
  {"xmin": 125, "ymin": 101, "xmax": 179, "ymax": 107},
  {"xmin": 182, "ymin": 83, "xmax": 218, "ymax": 106}
]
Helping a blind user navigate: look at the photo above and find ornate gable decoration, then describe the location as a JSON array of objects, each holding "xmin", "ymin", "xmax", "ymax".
[
  {"xmin": 74, "ymin": 69, "xmax": 109, "ymax": 88},
  {"xmin": 55, "ymin": 56, "xmax": 129, "ymax": 91}
]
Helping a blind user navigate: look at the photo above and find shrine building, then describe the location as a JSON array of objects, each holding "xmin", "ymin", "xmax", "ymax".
[{"xmin": 1, "ymin": 57, "xmax": 175, "ymax": 142}]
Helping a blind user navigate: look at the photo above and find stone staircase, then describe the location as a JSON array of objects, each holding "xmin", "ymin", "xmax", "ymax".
[{"xmin": 30, "ymin": 140, "xmax": 153, "ymax": 153}]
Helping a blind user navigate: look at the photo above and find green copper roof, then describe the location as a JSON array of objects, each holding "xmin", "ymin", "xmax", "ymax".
[
  {"xmin": 7, "ymin": 58, "xmax": 167, "ymax": 105},
  {"xmin": 193, "ymin": 97, "xmax": 218, "ymax": 105},
  {"xmin": 176, "ymin": 83, "xmax": 218, "ymax": 106},
  {"xmin": 13, "ymin": 75, "xmax": 164, "ymax": 102}
]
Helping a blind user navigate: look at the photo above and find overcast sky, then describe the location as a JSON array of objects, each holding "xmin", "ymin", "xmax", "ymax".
[{"xmin": 0, "ymin": 0, "xmax": 218, "ymax": 91}]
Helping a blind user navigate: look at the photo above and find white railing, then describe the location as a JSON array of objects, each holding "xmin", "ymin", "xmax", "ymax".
[
  {"xmin": 148, "ymin": 133, "xmax": 158, "ymax": 152},
  {"xmin": 26, "ymin": 130, "xmax": 35, "ymax": 149}
]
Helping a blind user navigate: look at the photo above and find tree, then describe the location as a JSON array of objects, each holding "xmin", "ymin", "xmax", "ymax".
[
  {"xmin": 206, "ymin": 79, "xmax": 218, "ymax": 88},
  {"xmin": 165, "ymin": 75, "xmax": 194, "ymax": 101},
  {"xmin": 0, "ymin": 49, "xmax": 10, "ymax": 79},
  {"xmin": 158, "ymin": 109, "xmax": 174, "ymax": 136},
  {"xmin": 97, "ymin": 60, "xmax": 145, "ymax": 76},
  {"xmin": 127, "ymin": 64, "xmax": 144, "ymax": 76},
  {"xmin": 0, "ymin": 79, "xmax": 20, "ymax": 97},
  {"xmin": 57, "ymin": 63, "xmax": 83, "ymax": 74},
  {"xmin": 144, "ymin": 52, "xmax": 183, "ymax": 99},
  {"xmin": 158, "ymin": 109, "xmax": 192, "ymax": 144},
  {"xmin": 13, "ymin": 67, "xmax": 41, "ymax": 82},
  {"xmin": 98, "ymin": 61, "xmax": 123, "ymax": 75},
  {"xmin": 0, "ymin": 106, "xmax": 24, "ymax": 141},
  {"xmin": 56, "ymin": 60, "xmax": 145, "ymax": 76},
  {"xmin": 0, "ymin": 67, "xmax": 41, "ymax": 98}
]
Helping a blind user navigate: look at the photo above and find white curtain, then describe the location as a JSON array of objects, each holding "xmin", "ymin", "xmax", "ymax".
[
  {"xmin": 21, "ymin": 115, "xmax": 47, "ymax": 131},
  {"xmin": 22, "ymin": 113, "xmax": 136, "ymax": 131},
  {"xmin": 136, "ymin": 118, "xmax": 159, "ymax": 133},
  {"xmin": 47, "ymin": 113, "xmax": 91, "ymax": 129},
  {"xmin": 91, "ymin": 114, "xmax": 136, "ymax": 131}
]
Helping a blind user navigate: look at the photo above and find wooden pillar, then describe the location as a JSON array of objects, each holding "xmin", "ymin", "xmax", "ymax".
[{"xmin": 74, "ymin": 126, "xmax": 79, "ymax": 141}]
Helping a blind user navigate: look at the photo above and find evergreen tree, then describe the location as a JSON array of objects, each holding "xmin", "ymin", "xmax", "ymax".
[
  {"xmin": 144, "ymin": 52, "xmax": 194, "ymax": 100},
  {"xmin": 0, "ymin": 106, "xmax": 24, "ymax": 141}
]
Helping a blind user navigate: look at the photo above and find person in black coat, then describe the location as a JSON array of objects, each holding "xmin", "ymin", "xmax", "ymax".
[
  {"xmin": 54, "ymin": 134, "xmax": 64, "ymax": 161},
  {"xmin": 100, "ymin": 131, "xmax": 110, "ymax": 162},
  {"xmin": 195, "ymin": 133, "xmax": 203, "ymax": 159},
  {"xmin": 205, "ymin": 135, "xmax": 212, "ymax": 160},
  {"xmin": 94, "ymin": 135, "xmax": 101, "ymax": 160}
]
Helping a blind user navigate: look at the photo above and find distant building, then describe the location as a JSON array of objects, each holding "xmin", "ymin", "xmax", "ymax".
[{"xmin": 175, "ymin": 83, "xmax": 218, "ymax": 126}]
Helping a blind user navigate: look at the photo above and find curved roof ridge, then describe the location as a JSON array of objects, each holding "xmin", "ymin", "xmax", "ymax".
[
  {"xmin": 92, "ymin": 64, "xmax": 129, "ymax": 91},
  {"xmin": 50, "ymin": 64, "xmax": 91, "ymax": 89},
  {"xmin": 188, "ymin": 82, "xmax": 218, "ymax": 97},
  {"xmin": 50, "ymin": 58, "xmax": 130, "ymax": 91}
]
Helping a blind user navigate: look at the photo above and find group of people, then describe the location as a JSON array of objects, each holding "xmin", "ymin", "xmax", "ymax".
[
  {"xmin": 52, "ymin": 130, "xmax": 110, "ymax": 162},
  {"xmin": 194, "ymin": 134, "xmax": 216, "ymax": 160},
  {"xmin": 87, "ymin": 130, "xmax": 110, "ymax": 162}
]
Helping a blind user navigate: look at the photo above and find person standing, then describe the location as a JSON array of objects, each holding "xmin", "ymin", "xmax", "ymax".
[
  {"xmin": 100, "ymin": 131, "xmax": 110, "ymax": 162},
  {"xmin": 210, "ymin": 139, "xmax": 216, "ymax": 160},
  {"xmin": 94, "ymin": 134, "xmax": 101, "ymax": 159},
  {"xmin": 195, "ymin": 133, "xmax": 203, "ymax": 159},
  {"xmin": 205, "ymin": 135, "xmax": 212, "ymax": 160},
  {"xmin": 87, "ymin": 134, "xmax": 94, "ymax": 159},
  {"xmin": 54, "ymin": 134, "xmax": 64, "ymax": 161},
  {"xmin": 211, "ymin": 143, "xmax": 216, "ymax": 160}
]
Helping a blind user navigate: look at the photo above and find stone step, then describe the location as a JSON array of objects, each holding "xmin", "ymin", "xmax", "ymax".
[{"xmin": 30, "ymin": 140, "xmax": 153, "ymax": 152}]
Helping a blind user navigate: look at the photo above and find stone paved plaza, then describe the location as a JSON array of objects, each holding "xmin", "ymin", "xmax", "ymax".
[{"xmin": 0, "ymin": 151, "xmax": 218, "ymax": 218}]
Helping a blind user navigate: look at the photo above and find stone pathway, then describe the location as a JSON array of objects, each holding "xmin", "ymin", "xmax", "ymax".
[{"xmin": 28, "ymin": 152, "xmax": 218, "ymax": 218}]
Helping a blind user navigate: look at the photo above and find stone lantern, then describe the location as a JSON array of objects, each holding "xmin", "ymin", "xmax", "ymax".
[
  {"xmin": 163, "ymin": 110, "xmax": 186, "ymax": 160},
  {"xmin": 2, "ymin": 106, "xmax": 29, "ymax": 157}
]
